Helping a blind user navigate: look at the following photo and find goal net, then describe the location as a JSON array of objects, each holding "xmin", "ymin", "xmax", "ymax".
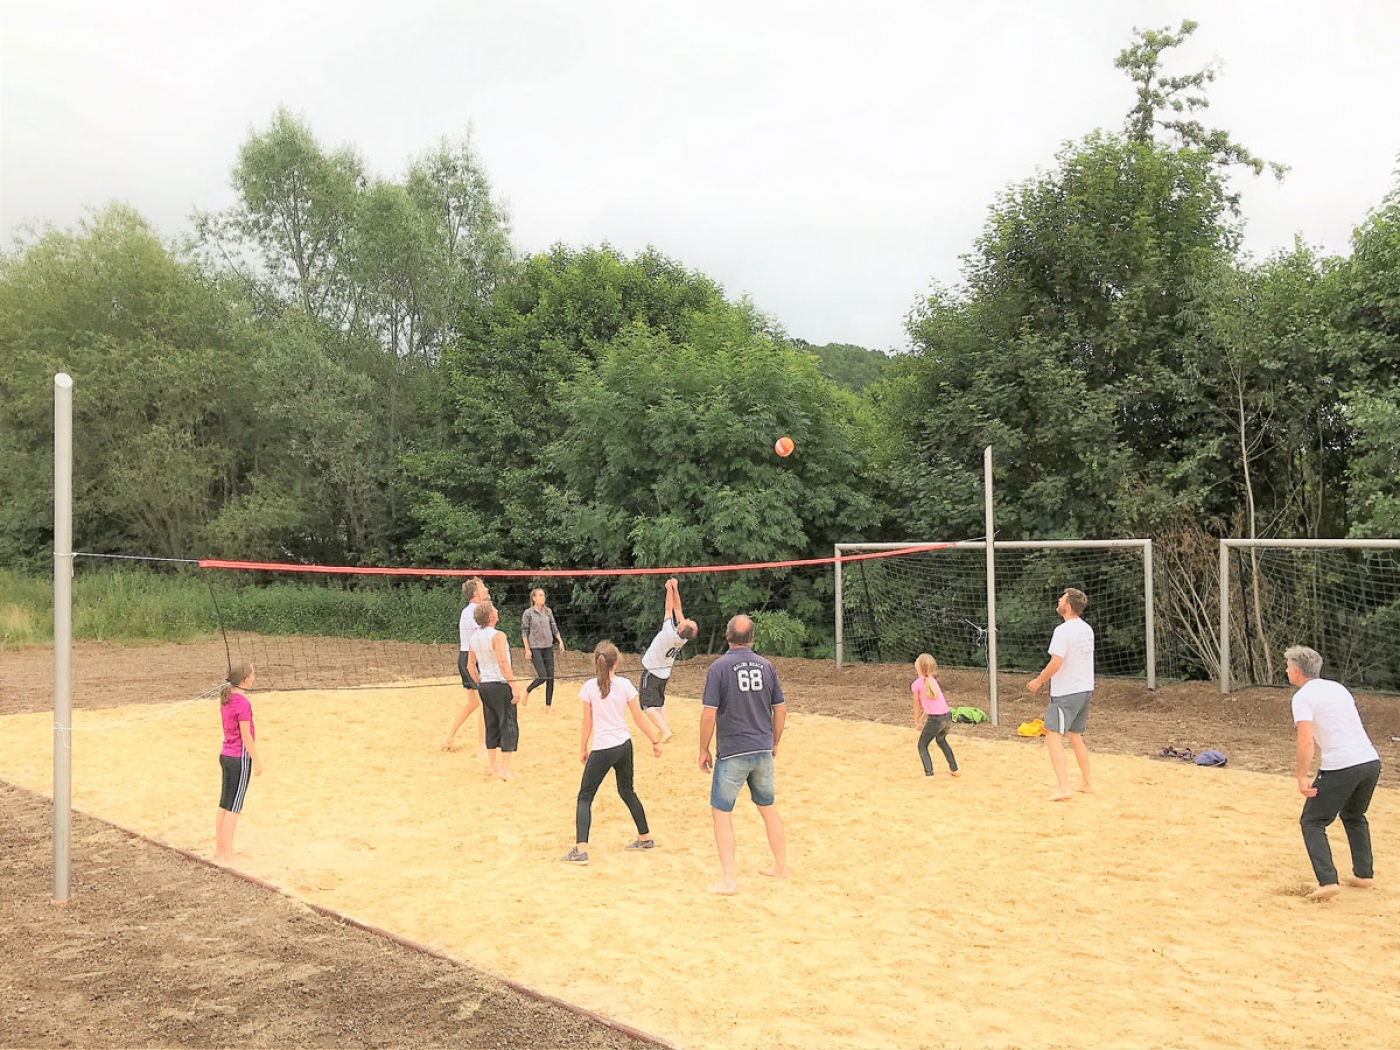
[
  {"xmin": 837, "ymin": 541, "xmax": 1166, "ymax": 681},
  {"xmin": 1222, "ymin": 540, "xmax": 1400, "ymax": 692}
]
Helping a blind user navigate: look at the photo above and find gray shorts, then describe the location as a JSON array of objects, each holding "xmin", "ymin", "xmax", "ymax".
[{"xmin": 1044, "ymin": 691, "xmax": 1091, "ymax": 735}]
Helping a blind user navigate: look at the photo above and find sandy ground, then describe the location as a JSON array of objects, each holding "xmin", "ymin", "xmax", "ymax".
[{"xmin": 3, "ymin": 668, "xmax": 1399, "ymax": 1050}]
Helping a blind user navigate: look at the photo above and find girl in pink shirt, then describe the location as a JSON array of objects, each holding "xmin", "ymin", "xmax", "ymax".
[
  {"xmin": 912, "ymin": 653, "xmax": 958, "ymax": 777},
  {"xmin": 215, "ymin": 663, "xmax": 263, "ymax": 864}
]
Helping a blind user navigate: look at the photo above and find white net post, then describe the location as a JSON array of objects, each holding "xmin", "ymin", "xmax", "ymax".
[
  {"xmin": 983, "ymin": 447, "xmax": 999, "ymax": 726},
  {"xmin": 834, "ymin": 544, "xmax": 844, "ymax": 670},
  {"xmin": 53, "ymin": 373, "xmax": 74, "ymax": 903}
]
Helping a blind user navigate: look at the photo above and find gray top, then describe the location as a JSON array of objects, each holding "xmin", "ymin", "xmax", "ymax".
[
  {"xmin": 702, "ymin": 646, "xmax": 785, "ymax": 760},
  {"xmin": 521, "ymin": 606, "xmax": 561, "ymax": 648}
]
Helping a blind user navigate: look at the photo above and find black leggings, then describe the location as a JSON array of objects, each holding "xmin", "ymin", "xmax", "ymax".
[
  {"xmin": 576, "ymin": 740, "xmax": 648, "ymax": 845},
  {"xmin": 917, "ymin": 714, "xmax": 958, "ymax": 774},
  {"xmin": 527, "ymin": 646, "xmax": 556, "ymax": 706}
]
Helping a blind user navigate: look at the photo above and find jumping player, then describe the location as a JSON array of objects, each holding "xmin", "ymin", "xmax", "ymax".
[
  {"xmin": 562, "ymin": 640, "xmax": 664, "ymax": 865},
  {"xmin": 442, "ymin": 577, "xmax": 489, "ymax": 755},
  {"xmin": 639, "ymin": 577, "xmax": 698, "ymax": 744},
  {"xmin": 215, "ymin": 662, "xmax": 262, "ymax": 864}
]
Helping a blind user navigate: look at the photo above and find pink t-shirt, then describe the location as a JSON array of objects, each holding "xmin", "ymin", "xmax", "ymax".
[
  {"xmin": 221, "ymin": 693, "xmax": 254, "ymax": 757},
  {"xmin": 911, "ymin": 676, "xmax": 949, "ymax": 716},
  {"xmin": 580, "ymin": 674, "xmax": 639, "ymax": 751}
]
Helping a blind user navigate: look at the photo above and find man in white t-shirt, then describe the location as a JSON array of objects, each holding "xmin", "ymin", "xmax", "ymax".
[
  {"xmin": 639, "ymin": 577, "xmax": 698, "ymax": 744},
  {"xmin": 1028, "ymin": 587, "xmax": 1094, "ymax": 802},
  {"xmin": 1286, "ymin": 644, "xmax": 1382, "ymax": 901}
]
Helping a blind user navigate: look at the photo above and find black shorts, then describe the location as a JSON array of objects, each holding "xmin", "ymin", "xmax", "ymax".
[
  {"xmin": 458, "ymin": 650, "xmax": 478, "ymax": 690},
  {"xmin": 219, "ymin": 753, "xmax": 253, "ymax": 813},
  {"xmin": 639, "ymin": 670, "xmax": 669, "ymax": 709}
]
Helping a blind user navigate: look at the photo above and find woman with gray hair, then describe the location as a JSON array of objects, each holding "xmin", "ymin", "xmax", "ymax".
[{"xmin": 1285, "ymin": 645, "xmax": 1381, "ymax": 901}]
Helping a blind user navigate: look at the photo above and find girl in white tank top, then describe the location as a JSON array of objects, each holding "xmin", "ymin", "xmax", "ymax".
[{"xmin": 470, "ymin": 624, "xmax": 510, "ymax": 684}]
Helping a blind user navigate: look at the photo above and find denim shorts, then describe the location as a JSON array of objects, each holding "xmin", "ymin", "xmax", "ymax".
[{"xmin": 710, "ymin": 752, "xmax": 775, "ymax": 812}]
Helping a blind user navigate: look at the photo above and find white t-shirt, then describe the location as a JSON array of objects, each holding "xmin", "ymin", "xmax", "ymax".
[
  {"xmin": 641, "ymin": 616, "xmax": 687, "ymax": 679},
  {"xmin": 1048, "ymin": 617, "xmax": 1095, "ymax": 696},
  {"xmin": 1291, "ymin": 678, "xmax": 1379, "ymax": 770},
  {"xmin": 469, "ymin": 625, "xmax": 510, "ymax": 684},
  {"xmin": 581, "ymin": 674, "xmax": 639, "ymax": 751},
  {"xmin": 459, "ymin": 602, "xmax": 480, "ymax": 652}
]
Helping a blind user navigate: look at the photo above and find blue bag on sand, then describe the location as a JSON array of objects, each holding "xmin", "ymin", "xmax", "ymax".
[{"xmin": 1195, "ymin": 749, "xmax": 1228, "ymax": 767}]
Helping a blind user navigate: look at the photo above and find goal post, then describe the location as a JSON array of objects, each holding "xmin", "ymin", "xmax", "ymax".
[
  {"xmin": 1219, "ymin": 538, "xmax": 1400, "ymax": 693},
  {"xmin": 835, "ymin": 538, "xmax": 1158, "ymax": 715}
]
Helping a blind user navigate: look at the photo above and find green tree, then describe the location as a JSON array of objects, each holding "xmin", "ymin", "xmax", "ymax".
[
  {"xmin": 404, "ymin": 245, "xmax": 727, "ymax": 566},
  {"xmin": 0, "ymin": 207, "xmax": 257, "ymax": 563}
]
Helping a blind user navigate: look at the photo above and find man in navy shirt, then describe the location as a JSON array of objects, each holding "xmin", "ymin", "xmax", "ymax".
[{"xmin": 699, "ymin": 614, "xmax": 789, "ymax": 895}]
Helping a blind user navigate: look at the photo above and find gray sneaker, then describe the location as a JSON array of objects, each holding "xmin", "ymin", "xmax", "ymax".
[
  {"xmin": 625, "ymin": 838, "xmax": 656, "ymax": 851},
  {"xmin": 562, "ymin": 847, "xmax": 589, "ymax": 865}
]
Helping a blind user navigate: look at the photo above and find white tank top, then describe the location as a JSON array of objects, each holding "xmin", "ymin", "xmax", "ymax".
[{"xmin": 469, "ymin": 625, "xmax": 510, "ymax": 684}]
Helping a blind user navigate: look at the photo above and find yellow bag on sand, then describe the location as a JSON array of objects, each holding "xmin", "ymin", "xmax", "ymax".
[{"xmin": 1017, "ymin": 717, "xmax": 1046, "ymax": 737}]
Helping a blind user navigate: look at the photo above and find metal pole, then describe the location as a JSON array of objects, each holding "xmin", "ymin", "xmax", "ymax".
[
  {"xmin": 54, "ymin": 372, "xmax": 74, "ymax": 903},
  {"xmin": 1219, "ymin": 541, "xmax": 1231, "ymax": 694},
  {"xmin": 983, "ymin": 446, "xmax": 998, "ymax": 726},
  {"xmin": 834, "ymin": 545, "xmax": 844, "ymax": 670},
  {"xmin": 1144, "ymin": 540, "xmax": 1156, "ymax": 690}
]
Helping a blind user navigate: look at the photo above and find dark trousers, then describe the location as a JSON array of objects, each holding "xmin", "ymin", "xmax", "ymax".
[
  {"xmin": 576, "ymin": 740, "xmax": 648, "ymax": 844},
  {"xmin": 478, "ymin": 682, "xmax": 519, "ymax": 752},
  {"xmin": 1301, "ymin": 759, "xmax": 1381, "ymax": 885},
  {"xmin": 527, "ymin": 646, "xmax": 556, "ymax": 706},
  {"xmin": 917, "ymin": 714, "xmax": 958, "ymax": 774}
]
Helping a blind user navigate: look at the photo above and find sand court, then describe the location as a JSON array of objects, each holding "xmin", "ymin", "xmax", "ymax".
[{"xmin": 3, "ymin": 679, "xmax": 1399, "ymax": 1049}]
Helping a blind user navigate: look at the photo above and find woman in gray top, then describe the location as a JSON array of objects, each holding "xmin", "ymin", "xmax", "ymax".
[{"xmin": 522, "ymin": 587, "xmax": 564, "ymax": 708}]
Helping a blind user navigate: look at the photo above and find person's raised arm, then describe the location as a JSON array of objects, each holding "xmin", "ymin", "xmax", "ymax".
[
  {"xmin": 665, "ymin": 577, "xmax": 680, "ymax": 622},
  {"xmin": 1296, "ymin": 720, "xmax": 1318, "ymax": 797}
]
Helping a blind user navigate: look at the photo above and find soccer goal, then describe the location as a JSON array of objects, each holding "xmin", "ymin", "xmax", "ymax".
[
  {"xmin": 835, "ymin": 537, "xmax": 1158, "ymax": 700},
  {"xmin": 1218, "ymin": 538, "xmax": 1400, "ymax": 693}
]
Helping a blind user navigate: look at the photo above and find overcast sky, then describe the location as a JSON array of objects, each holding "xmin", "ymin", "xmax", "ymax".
[{"xmin": 3, "ymin": 1, "xmax": 1398, "ymax": 350}]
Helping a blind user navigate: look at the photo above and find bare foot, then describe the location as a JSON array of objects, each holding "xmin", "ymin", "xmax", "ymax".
[
  {"xmin": 660, "ymin": 731, "xmax": 675, "ymax": 744},
  {"xmin": 1075, "ymin": 783, "xmax": 1094, "ymax": 794},
  {"xmin": 484, "ymin": 766, "xmax": 498, "ymax": 778},
  {"xmin": 476, "ymin": 747, "xmax": 488, "ymax": 758},
  {"xmin": 1305, "ymin": 883, "xmax": 1341, "ymax": 901},
  {"xmin": 497, "ymin": 770, "xmax": 513, "ymax": 782},
  {"xmin": 759, "ymin": 866, "xmax": 790, "ymax": 879},
  {"xmin": 1048, "ymin": 790, "xmax": 1073, "ymax": 802},
  {"xmin": 441, "ymin": 740, "xmax": 458, "ymax": 752},
  {"xmin": 950, "ymin": 770, "xmax": 960, "ymax": 777},
  {"xmin": 1345, "ymin": 876, "xmax": 1375, "ymax": 888},
  {"xmin": 706, "ymin": 882, "xmax": 737, "ymax": 896}
]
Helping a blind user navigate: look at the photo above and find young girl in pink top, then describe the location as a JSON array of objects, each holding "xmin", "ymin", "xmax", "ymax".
[
  {"xmin": 215, "ymin": 663, "xmax": 263, "ymax": 863},
  {"xmin": 912, "ymin": 653, "xmax": 958, "ymax": 776}
]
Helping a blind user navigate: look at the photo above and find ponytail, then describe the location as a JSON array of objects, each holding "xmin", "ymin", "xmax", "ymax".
[
  {"xmin": 221, "ymin": 661, "xmax": 253, "ymax": 705},
  {"xmin": 594, "ymin": 640, "xmax": 619, "ymax": 699}
]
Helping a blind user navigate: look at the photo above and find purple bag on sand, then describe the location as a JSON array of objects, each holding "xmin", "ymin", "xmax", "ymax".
[{"xmin": 1195, "ymin": 749, "xmax": 1228, "ymax": 767}]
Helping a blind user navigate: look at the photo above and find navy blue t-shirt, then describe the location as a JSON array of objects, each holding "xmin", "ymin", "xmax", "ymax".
[{"xmin": 702, "ymin": 646, "xmax": 785, "ymax": 760}]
